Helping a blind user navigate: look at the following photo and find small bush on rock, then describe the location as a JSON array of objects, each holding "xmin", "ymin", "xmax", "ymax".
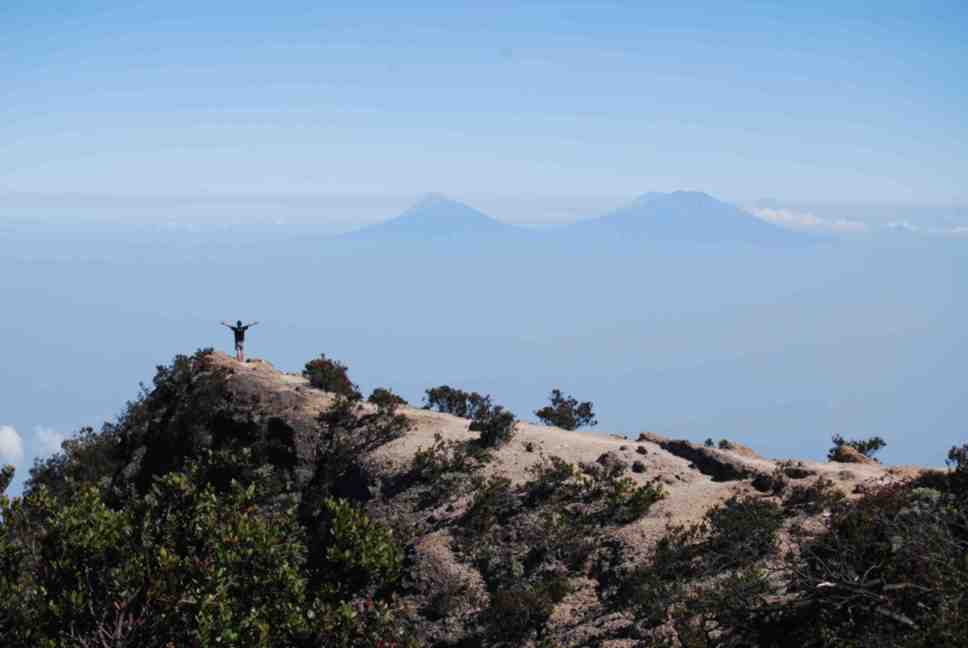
[
  {"xmin": 304, "ymin": 354, "xmax": 362, "ymax": 400},
  {"xmin": 828, "ymin": 433, "xmax": 886, "ymax": 461}
]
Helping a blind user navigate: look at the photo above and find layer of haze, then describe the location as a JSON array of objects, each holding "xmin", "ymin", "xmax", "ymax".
[{"xmin": 2, "ymin": 3, "xmax": 967, "ymax": 495}]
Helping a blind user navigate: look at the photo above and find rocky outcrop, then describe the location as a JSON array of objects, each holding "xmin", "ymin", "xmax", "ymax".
[
  {"xmin": 637, "ymin": 433, "xmax": 758, "ymax": 481},
  {"xmin": 829, "ymin": 444, "xmax": 877, "ymax": 464}
]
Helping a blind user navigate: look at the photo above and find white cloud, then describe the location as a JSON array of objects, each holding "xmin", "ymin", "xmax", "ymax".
[
  {"xmin": 0, "ymin": 426, "xmax": 24, "ymax": 463},
  {"xmin": 34, "ymin": 426, "xmax": 66, "ymax": 456},
  {"xmin": 751, "ymin": 207, "xmax": 869, "ymax": 233},
  {"xmin": 886, "ymin": 220, "xmax": 920, "ymax": 232}
]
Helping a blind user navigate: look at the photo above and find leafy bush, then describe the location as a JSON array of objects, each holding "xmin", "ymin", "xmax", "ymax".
[
  {"xmin": 828, "ymin": 433, "xmax": 886, "ymax": 460},
  {"xmin": 525, "ymin": 455, "xmax": 576, "ymax": 504},
  {"xmin": 320, "ymin": 497, "xmax": 403, "ymax": 597},
  {"xmin": 482, "ymin": 589, "xmax": 554, "ymax": 643},
  {"xmin": 471, "ymin": 405, "xmax": 517, "ymax": 448},
  {"xmin": 703, "ymin": 497, "xmax": 784, "ymax": 569},
  {"xmin": 779, "ymin": 482, "xmax": 968, "ymax": 646},
  {"xmin": 534, "ymin": 388, "xmax": 597, "ymax": 430},
  {"xmin": 718, "ymin": 439, "xmax": 735, "ymax": 450},
  {"xmin": 947, "ymin": 442, "xmax": 968, "ymax": 496},
  {"xmin": 784, "ymin": 475, "xmax": 845, "ymax": 514},
  {"xmin": 309, "ymin": 396, "xmax": 411, "ymax": 503},
  {"xmin": 423, "ymin": 385, "xmax": 492, "ymax": 419},
  {"xmin": 304, "ymin": 354, "xmax": 362, "ymax": 400},
  {"xmin": 462, "ymin": 476, "xmax": 517, "ymax": 536},
  {"xmin": 367, "ymin": 387, "xmax": 407, "ymax": 409},
  {"xmin": 0, "ymin": 465, "xmax": 13, "ymax": 495}
]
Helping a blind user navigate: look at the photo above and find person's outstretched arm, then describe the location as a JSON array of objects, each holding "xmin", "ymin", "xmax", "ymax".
[
  {"xmin": 221, "ymin": 321, "xmax": 233, "ymax": 328},
  {"xmin": 244, "ymin": 321, "xmax": 259, "ymax": 328}
]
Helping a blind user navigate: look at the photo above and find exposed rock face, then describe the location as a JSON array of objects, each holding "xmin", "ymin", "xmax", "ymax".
[
  {"xmin": 637, "ymin": 434, "xmax": 757, "ymax": 481},
  {"xmin": 829, "ymin": 444, "xmax": 877, "ymax": 464}
]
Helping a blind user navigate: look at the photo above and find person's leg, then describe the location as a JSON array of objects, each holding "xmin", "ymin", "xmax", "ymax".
[{"xmin": 236, "ymin": 343, "xmax": 244, "ymax": 362}]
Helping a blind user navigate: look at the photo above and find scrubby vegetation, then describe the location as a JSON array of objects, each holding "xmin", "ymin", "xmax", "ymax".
[
  {"xmin": 368, "ymin": 387, "xmax": 408, "ymax": 409},
  {"xmin": 2, "ymin": 349, "xmax": 964, "ymax": 647},
  {"xmin": 423, "ymin": 385, "xmax": 492, "ymax": 418},
  {"xmin": 304, "ymin": 354, "xmax": 362, "ymax": 400},
  {"xmin": 423, "ymin": 384, "xmax": 517, "ymax": 447},
  {"xmin": 2, "ymin": 351, "xmax": 415, "ymax": 648},
  {"xmin": 534, "ymin": 388, "xmax": 597, "ymax": 430}
]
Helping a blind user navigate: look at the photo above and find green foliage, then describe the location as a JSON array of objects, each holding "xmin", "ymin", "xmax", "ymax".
[
  {"xmin": 471, "ymin": 405, "xmax": 517, "ymax": 448},
  {"xmin": 0, "ymin": 465, "xmax": 13, "ymax": 494},
  {"xmin": 704, "ymin": 437, "xmax": 715, "ymax": 447},
  {"xmin": 524, "ymin": 455, "xmax": 576, "ymax": 504},
  {"xmin": 947, "ymin": 442, "xmax": 968, "ymax": 496},
  {"xmin": 481, "ymin": 589, "xmax": 554, "ymax": 643},
  {"xmin": 310, "ymin": 396, "xmax": 411, "ymax": 500},
  {"xmin": 717, "ymin": 438, "xmax": 735, "ymax": 450},
  {"xmin": 534, "ymin": 388, "xmax": 597, "ymax": 430},
  {"xmin": 0, "ymin": 470, "xmax": 416, "ymax": 648},
  {"xmin": 423, "ymin": 385, "xmax": 492, "ymax": 418},
  {"xmin": 367, "ymin": 387, "xmax": 408, "ymax": 409},
  {"xmin": 703, "ymin": 497, "xmax": 784, "ymax": 569},
  {"xmin": 304, "ymin": 354, "xmax": 362, "ymax": 400},
  {"xmin": 779, "ymin": 482, "xmax": 968, "ymax": 646},
  {"xmin": 408, "ymin": 433, "xmax": 490, "ymax": 507},
  {"xmin": 783, "ymin": 475, "xmax": 845, "ymax": 514},
  {"xmin": 321, "ymin": 497, "xmax": 403, "ymax": 597},
  {"xmin": 462, "ymin": 476, "xmax": 517, "ymax": 536},
  {"xmin": 828, "ymin": 433, "xmax": 887, "ymax": 460}
]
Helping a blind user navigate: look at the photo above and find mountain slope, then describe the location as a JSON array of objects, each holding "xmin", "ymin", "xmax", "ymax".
[
  {"xmin": 8, "ymin": 350, "xmax": 953, "ymax": 648},
  {"xmin": 567, "ymin": 190, "xmax": 813, "ymax": 245},
  {"xmin": 346, "ymin": 193, "xmax": 521, "ymax": 240}
]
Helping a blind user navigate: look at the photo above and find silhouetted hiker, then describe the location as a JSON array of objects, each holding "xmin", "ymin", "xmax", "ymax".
[{"xmin": 221, "ymin": 320, "xmax": 258, "ymax": 362}]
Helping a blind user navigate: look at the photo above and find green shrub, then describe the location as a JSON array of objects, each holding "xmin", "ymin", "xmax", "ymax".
[
  {"xmin": 482, "ymin": 589, "xmax": 554, "ymax": 643},
  {"xmin": 784, "ymin": 475, "xmax": 845, "ymax": 514},
  {"xmin": 0, "ymin": 465, "xmax": 13, "ymax": 495},
  {"xmin": 367, "ymin": 387, "xmax": 407, "ymax": 410},
  {"xmin": 703, "ymin": 497, "xmax": 784, "ymax": 569},
  {"xmin": 525, "ymin": 456, "xmax": 577, "ymax": 504},
  {"xmin": 304, "ymin": 354, "xmax": 362, "ymax": 400},
  {"xmin": 462, "ymin": 476, "xmax": 517, "ymax": 536},
  {"xmin": 320, "ymin": 497, "xmax": 403, "ymax": 596},
  {"xmin": 472, "ymin": 405, "xmax": 517, "ymax": 448},
  {"xmin": 423, "ymin": 385, "xmax": 492, "ymax": 418},
  {"xmin": 947, "ymin": 442, "xmax": 968, "ymax": 496},
  {"xmin": 534, "ymin": 388, "xmax": 597, "ymax": 430},
  {"xmin": 311, "ymin": 396, "xmax": 411, "ymax": 498}
]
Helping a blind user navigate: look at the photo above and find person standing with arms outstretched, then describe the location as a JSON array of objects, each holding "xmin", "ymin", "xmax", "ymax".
[{"xmin": 222, "ymin": 320, "xmax": 258, "ymax": 362}]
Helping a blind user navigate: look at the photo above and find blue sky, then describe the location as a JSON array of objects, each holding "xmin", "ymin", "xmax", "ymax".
[{"xmin": 2, "ymin": 1, "xmax": 967, "ymax": 212}]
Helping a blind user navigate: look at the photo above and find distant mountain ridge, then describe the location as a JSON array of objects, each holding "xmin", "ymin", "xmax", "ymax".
[{"xmin": 345, "ymin": 190, "xmax": 813, "ymax": 246}]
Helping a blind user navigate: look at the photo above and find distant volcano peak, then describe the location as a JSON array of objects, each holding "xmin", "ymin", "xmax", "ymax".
[
  {"xmin": 572, "ymin": 190, "xmax": 810, "ymax": 245},
  {"xmin": 347, "ymin": 194, "xmax": 517, "ymax": 239}
]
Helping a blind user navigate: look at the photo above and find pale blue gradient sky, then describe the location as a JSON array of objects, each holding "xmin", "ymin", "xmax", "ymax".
[{"xmin": 2, "ymin": 2, "xmax": 967, "ymax": 213}]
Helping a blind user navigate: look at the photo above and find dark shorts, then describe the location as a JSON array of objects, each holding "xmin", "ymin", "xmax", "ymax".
[{"xmin": 235, "ymin": 341, "xmax": 244, "ymax": 350}]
